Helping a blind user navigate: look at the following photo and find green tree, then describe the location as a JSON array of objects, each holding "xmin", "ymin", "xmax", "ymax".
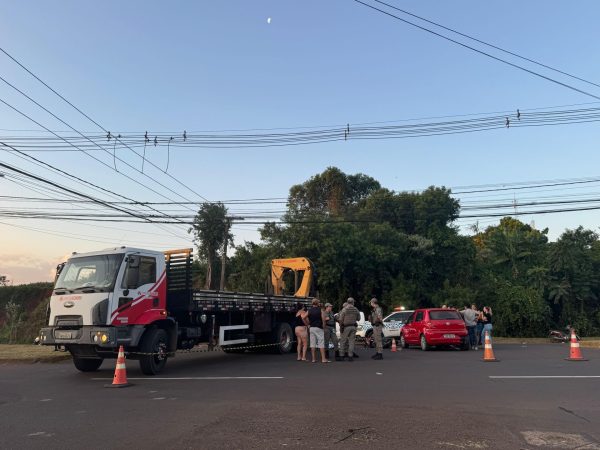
[
  {"xmin": 493, "ymin": 282, "xmax": 551, "ymax": 337},
  {"xmin": 287, "ymin": 167, "xmax": 380, "ymax": 217},
  {"xmin": 547, "ymin": 227, "xmax": 599, "ymax": 333},
  {"xmin": 476, "ymin": 218, "xmax": 548, "ymax": 280},
  {"xmin": 5, "ymin": 300, "xmax": 22, "ymax": 344},
  {"xmin": 189, "ymin": 203, "xmax": 233, "ymax": 290}
]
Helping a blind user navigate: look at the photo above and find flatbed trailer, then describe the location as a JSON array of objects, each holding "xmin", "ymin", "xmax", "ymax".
[{"xmin": 40, "ymin": 247, "xmax": 312, "ymax": 375}]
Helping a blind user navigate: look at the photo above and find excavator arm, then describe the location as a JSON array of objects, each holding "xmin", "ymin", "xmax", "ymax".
[{"xmin": 271, "ymin": 257, "xmax": 314, "ymax": 298}]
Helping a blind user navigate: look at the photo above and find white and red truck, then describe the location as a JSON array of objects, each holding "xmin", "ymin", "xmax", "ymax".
[{"xmin": 40, "ymin": 247, "xmax": 313, "ymax": 375}]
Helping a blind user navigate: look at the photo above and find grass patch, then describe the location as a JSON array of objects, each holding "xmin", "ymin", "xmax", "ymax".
[
  {"xmin": 0, "ymin": 344, "xmax": 70, "ymax": 363},
  {"xmin": 493, "ymin": 337, "xmax": 600, "ymax": 348}
]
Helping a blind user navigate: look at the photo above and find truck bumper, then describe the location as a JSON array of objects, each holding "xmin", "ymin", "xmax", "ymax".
[{"xmin": 40, "ymin": 325, "xmax": 145, "ymax": 349}]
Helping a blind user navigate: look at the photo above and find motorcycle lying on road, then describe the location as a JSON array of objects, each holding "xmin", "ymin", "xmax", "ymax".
[{"xmin": 548, "ymin": 327, "xmax": 581, "ymax": 343}]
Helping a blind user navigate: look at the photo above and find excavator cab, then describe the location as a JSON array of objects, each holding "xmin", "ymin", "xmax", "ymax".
[{"xmin": 270, "ymin": 257, "xmax": 316, "ymax": 298}]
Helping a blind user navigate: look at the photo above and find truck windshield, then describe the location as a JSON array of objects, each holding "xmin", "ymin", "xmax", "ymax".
[{"xmin": 55, "ymin": 254, "xmax": 124, "ymax": 292}]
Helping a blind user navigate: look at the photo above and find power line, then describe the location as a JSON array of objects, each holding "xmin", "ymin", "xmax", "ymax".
[
  {"xmin": 3, "ymin": 105, "xmax": 600, "ymax": 150},
  {"xmin": 0, "ymin": 141, "xmax": 192, "ymax": 237},
  {"xmin": 0, "ymin": 160, "xmax": 157, "ymax": 223},
  {"xmin": 0, "ymin": 92, "xmax": 202, "ymax": 210},
  {"xmin": 0, "ymin": 222, "xmax": 190, "ymax": 246},
  {"xmin": 4, "ymin": 202, "xmax": 600, "ymax": 223},
  {"xmin": 1, "ymin": 100, "xmax": 600, "ymax": 135},
  {"xmin": 0, "ymin": 46, "xmax": 210, "ymax": 204},
  {"xmin": 372, "ymin": 0, "xmax": 600, "ymax": 90},
  {"xmin": 353, "ymin": 0, "xmax": 600, "ymax": 101}
]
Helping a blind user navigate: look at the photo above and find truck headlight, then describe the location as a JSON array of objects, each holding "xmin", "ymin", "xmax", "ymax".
[{"xmin": 94, "ymin": 332, "xmax": 109, "ymax": 343}]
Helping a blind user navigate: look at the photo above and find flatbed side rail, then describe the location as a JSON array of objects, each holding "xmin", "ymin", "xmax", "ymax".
[{"xmin": 192, "ymin": 290, "xmax": 312, "ymax": 313}]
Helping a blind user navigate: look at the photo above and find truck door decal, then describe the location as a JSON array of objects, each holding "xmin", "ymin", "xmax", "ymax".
[{"xmin": 110, "ymin": 270, "xmax": 166, "ymax": 323}]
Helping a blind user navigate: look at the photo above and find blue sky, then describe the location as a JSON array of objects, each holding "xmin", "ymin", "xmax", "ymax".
[{"xmin": 1, "ymin": 0, "xmax": 600, "ymax": 283}]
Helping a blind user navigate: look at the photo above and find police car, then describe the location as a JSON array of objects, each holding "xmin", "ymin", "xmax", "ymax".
[{"xmin": 364, "ymin": 309, "xmax": 414, "ymax": 348}]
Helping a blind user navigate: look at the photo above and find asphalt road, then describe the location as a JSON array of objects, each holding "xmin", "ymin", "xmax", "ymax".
[{"xmin": 1, "ymin": 343, "xmax": 600, "ymax": 450}]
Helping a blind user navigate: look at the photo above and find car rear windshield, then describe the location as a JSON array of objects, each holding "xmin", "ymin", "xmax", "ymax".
[{"xmin": 429, "ymin": 310, "xmax": 462, "ymax": 321}]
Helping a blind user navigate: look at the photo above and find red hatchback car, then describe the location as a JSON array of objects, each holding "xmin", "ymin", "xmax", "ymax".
[{"xmin": 400, "ymin": 308, "xmax": 469, "ymax": 351}]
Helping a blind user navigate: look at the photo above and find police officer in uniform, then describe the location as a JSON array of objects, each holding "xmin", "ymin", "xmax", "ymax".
[
  {"xmin": 338, "ymin": 297, "xmax": 361, "ymax": 361},
  {"xmin": 370, "ymin": 297, "xmax": 384, "ymax": 360},
  {"xmin": 323, "ymin": 303, "xmax": 340, "ymax": 361}
]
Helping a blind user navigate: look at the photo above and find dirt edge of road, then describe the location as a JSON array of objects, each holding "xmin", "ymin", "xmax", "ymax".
[{"xmin": 0, "ymin": 344, "xmax": 70, "ymax": 363}]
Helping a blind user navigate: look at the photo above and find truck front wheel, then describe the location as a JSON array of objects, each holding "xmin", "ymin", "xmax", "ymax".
[
  {"xmin": 139, "ymin": 328, "xmax": 168, "ymax": 375},
  {"xmin": 73, "ymin": 356, "xmax": 103, "ymax": 372}
]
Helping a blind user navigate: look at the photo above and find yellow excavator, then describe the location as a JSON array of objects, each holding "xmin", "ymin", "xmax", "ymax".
[{"xmin": 271, "ymin": 257, "xmax": 315, "ymax": 298}]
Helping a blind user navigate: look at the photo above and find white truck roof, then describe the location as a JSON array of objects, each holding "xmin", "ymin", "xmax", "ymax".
[{"xmin": 68, "ymin": 247, "xmax": 163, "ymax": 259}]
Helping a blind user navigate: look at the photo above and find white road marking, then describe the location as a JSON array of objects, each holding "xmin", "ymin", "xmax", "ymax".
[
  {"xmin": 39, "ymin": 398, "xmax": 52, "ymax": 402},
  {"xmin": 490, "ymin": 375, "xmax": 600, "ymax": 379},
  {"xmin": 92, "ymin": 376, "xmax": 284, "ymax": 380},
  {"xmin": 152, "ymin": 397, "xmax": 166, "ymax": 400}
]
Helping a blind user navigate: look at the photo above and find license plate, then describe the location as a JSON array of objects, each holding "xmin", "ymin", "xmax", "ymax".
[
  {"xmin": 56, "ymin": 331, "xmax": 72, "ymax": 339},
  {"xmin": 443, "ymin": 334, "xmax": 455, "ymax": 339}
]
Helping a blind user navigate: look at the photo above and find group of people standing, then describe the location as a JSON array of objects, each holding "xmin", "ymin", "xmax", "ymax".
[
  {"xmin": 294, "ymin": 297, "xmax": 382, "ymax": 363},
  {"xmin": 459, "ymin": 304, "xmax": 493, "ymax": 349}
]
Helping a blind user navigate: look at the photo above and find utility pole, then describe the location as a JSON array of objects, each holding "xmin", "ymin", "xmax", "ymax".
[{"xmin": 219, "ymin": 219, "xmax": 231, "ymax": 291}]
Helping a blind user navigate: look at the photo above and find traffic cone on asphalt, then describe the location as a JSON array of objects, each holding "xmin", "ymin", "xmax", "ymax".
[
  {"xmin": 482, "ymin": 332, "xmax": 499, "ymax": 362},
  {"xmin": 105, "ymin": 345, "xmax": 131, "ymax": 388},
  {"xmin": 566, "ymin": 329, "xmax": 587, "ymax": 362},
  {"xmin": 391, "ymin": 338, "xmax": 397, "ymax": 352}
]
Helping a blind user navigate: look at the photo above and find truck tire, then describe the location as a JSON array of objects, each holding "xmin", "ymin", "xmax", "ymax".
[
  {"xmin": 272, "ymin": 322, "xmax": 293, "ymax": 354},
  {"xmin": 73, "ymin": 356, "xmax": 103, "ymax": 372},
  {"xmin": 139, "ymin": 328, "xmax": 168, "ymax": 375}
]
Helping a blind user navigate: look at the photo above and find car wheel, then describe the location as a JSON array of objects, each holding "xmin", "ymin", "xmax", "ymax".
[
  {"xmin": 420, "ymin": 334, "xmax": 430, "ymax": 351},
  {"xmin": 365, "ymin": 330, "xmax": 374, "ymax": 348},
  {"xmin": 400, "ymin": 334, "xmax": 409, "ymax": 349}
]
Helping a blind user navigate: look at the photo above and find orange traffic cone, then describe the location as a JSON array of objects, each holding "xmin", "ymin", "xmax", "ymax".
[
  {"xmin": 482, "ymin": 331, "xmax": 499, "ymax": 362},
  {"xmin": 105, "ymin": 345, "xmax": 132, "ymax": 388},
  {"xmin": 566, "ymin": 329, "xmax": 587, "ymax": 361},
  {"xmin": 391, "ymin": 338, "xmax": 397, "ymax": 352}
]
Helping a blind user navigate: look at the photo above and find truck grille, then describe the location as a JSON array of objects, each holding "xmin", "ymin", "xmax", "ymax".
[{"xmin": 54, "ymin": 315, "xmax": 83, "ymax": 328}]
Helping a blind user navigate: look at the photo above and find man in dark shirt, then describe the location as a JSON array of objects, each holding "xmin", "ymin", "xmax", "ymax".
[{"xmin": 307, "ymin": 299, "xmax": 329, "ymax": 363}]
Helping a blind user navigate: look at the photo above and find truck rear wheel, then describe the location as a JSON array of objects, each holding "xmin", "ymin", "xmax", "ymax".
[
  {"xmin": 139, "ymin": 328, "xmax": 168, "ymax": 375},
  {"xmin": 272, "ymin": 322, "xmax": 293, "ymax": 354},
  {"xmin": 73, "ymin": 356, "xmax": 103, "ymax": 372}
]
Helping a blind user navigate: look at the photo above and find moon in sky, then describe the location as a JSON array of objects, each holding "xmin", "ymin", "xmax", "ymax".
[{"xmin": 267, "ymin": 17, "xmax": 271, "ymax": 24}]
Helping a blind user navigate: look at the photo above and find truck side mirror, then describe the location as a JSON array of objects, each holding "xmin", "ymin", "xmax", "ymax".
[
  {"xmin": 128, "ymin": 255, "xmax": 140, "ymax": 268},
  {"xmin": 54, "ymin": 262, "xmax": 65, "ymax": 282}
]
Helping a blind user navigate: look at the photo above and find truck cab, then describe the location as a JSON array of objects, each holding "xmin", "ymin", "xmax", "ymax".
[{"xmin": 40, "ymin": 247, "xmax": 172, "ymax": 374}]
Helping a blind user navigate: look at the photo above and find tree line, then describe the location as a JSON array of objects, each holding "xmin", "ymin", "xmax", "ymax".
[{"xmin": 190, "ymin": 167, "xmax": 600, "ymax": 337}]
